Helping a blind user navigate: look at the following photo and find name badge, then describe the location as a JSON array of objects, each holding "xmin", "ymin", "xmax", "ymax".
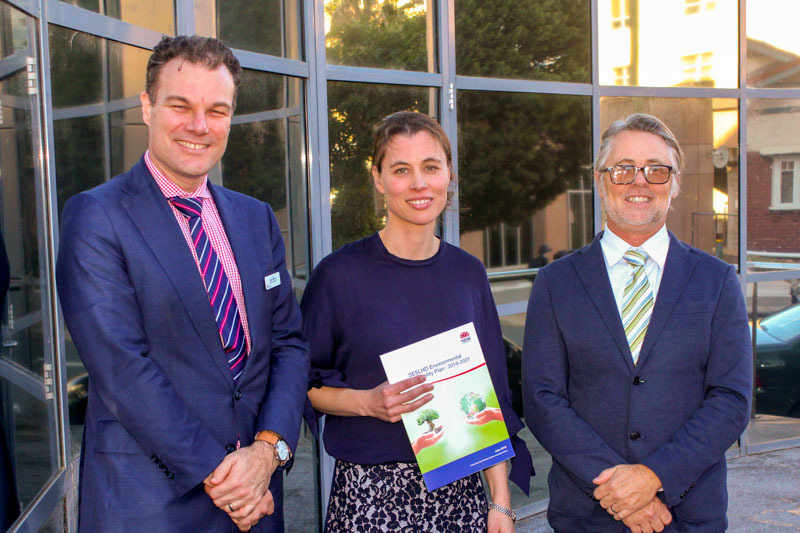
[{"xmin": 264, "ymin": 272, "xmax": 281, "ymax": 291}]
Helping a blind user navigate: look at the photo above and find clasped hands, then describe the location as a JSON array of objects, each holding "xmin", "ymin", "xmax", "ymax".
[
  {"xmin": 592, "ymin": 464, "xmax": 672, "ymax": 533},
  {"xmin": 204, "ymin": 441, "xmax": 278, "ymax": 531}
]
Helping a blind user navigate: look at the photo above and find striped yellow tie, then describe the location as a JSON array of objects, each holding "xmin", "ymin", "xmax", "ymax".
[{"xmin": 622, "ymin": 249, "xmax": 654, "ymax": 365}]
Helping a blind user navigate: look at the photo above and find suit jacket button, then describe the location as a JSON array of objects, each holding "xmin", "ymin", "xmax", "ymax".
[
  {"xmin": 629, "ymin": 431, "xmax": 641, "ymax": 440},
  {"xmin": 225, "ymin": 443, "xmax": 236, "ymax": 453},
  {"xmin": 234, "ymin": 390, "xmax": 243, "ymax": 401},
  {"xmin": 633, "ymin": 376, "xmax": 644, "ymax": 385}
]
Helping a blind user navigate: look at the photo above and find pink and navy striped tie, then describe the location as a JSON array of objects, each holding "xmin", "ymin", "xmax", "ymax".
[{"xmin": 170, "ymin": 197, "xmax": 247, "ymax": 380}]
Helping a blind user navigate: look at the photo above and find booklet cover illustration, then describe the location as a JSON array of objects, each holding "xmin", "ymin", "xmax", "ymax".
[{"xmin": 380, "ymin": 322, "xmax": 515, "ymax": 491}]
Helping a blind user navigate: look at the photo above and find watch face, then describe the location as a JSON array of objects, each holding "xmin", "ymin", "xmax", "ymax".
[{"xmin": 275, "ymin": 440, "xmax": 290, "ymax": 461}]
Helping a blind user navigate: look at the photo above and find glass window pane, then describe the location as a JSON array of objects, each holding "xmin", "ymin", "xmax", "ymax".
[
  {"xmin": 325, "ymin": 0, "xmax": 436, "ymax": 72},
  {"xmin": 455, "ymin": 0, "xmax": 590, "ymax": 82},
  {"xmin": 458, "ymin": 91, "xmax": 593, "ymax": 279},
  {"xmin": 0, "ymin": 381, "xmax": 59, "ymax": 508},
  {"xmin": 54, "ymin": 116, "xmax": 106, "ymax": 215},
  {"xmin": 221, "ymin": 72, "xmax": 309, "ymax": 279},
  {"xmin": 37, "ymin": 498, "xmax": 67, "ymax": 533},
  {"xmin": 747, "ymin": 280, "xmax": 800, "ymax": 445},
  {"xmin": 747, "ymin": 0, "xmax": 800, "ymax": 88},
  {"xmin": 48, "ymin": 25, "xmax": 104, "ymax": 108},
  {"xmin": 56, "ymin": 0, "xmax": 175, "ymax": 35},
  {"xmin": 599, "ymin": 0, "xmax": 737, "ymax": 88},
  {"xmin": 195, "ymin": 0, "xmax": 303, "ymax": 60},
  {"xmin": 746, "ymin": 99, "xmax": 800, "ymax": 272},
  {"xmin": 327, "ymin": 82, "xmax": 435, "ymax": 250},
  {"xmin": 1, "ymin": 71, "xmax": 46, "ymax": 375},
  {"xmin": 600, "ymin": 97, "xmax": 739, "ymax": 266},
  {"xmin": 0, "ymin": 2, "xmax": 29, "ymax": 59}
]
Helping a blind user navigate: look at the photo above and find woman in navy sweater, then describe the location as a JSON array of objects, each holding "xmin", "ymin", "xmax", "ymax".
[{"xmin": 302, "ymin": 112, "xmax": 532, "ymax": 532}]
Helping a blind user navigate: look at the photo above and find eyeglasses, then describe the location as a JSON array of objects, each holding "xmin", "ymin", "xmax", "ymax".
[{"xmin": 602, "ymin": 164, "xmax": 673, "ymax": 185}]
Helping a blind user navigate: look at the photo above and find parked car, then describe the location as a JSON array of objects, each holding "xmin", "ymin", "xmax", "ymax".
[{"xmin": 754, "ymin": 304, "xmax": 800, "ymax": 418}]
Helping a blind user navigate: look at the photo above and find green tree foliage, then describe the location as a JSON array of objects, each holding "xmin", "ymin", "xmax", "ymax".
[
  {"xmin": 416, "ymin": 408, "xmax": 440, "ymax": 432},
  {"xmin": 454, "ymin": 0, "xmax": 590, "ymax": 82},
  {"xmin": 325, "ymin": 0, "xmax": 593, "ymax": 246},
  {"xmin": 326, "ymin": 0, "xmax": 433, "ymax": 249}
]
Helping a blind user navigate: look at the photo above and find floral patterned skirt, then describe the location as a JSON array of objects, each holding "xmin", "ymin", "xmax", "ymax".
[{"xmin": 325, "ymin": 460, "xmax": 487, "ymax": 532}]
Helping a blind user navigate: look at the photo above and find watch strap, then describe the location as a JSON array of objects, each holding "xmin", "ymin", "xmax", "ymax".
[{"xmin": 254, "ymin": 430, "xmax": 292, "ymax": 466}]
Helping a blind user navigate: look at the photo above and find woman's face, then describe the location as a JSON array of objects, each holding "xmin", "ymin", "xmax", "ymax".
[{"xmin": 372, "ymin": 131, "xmax": 450, "ymax": 232}]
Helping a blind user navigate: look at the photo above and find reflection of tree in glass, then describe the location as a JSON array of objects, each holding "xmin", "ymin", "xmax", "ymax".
[
  {"xmin": 217, "ymin": 0, "xmax": 282, "ymax": 57},
  {"xmin": 222, "ymin": 121, "xmax": 287, "ymax": 211},
  {"xmin": 328, "ymin": 82, "xmax": 431, "ymax": 250},
  {"xmin": 455, "ymin": 1, "xmax": 592, "ymax": 232},
  {"xmin": 455, "ymin": 0, "xmax": 590, "ymax": 82},
  {"xmin": 326, "ymin": 0, "xmax": 429, "ymax": 71},
  {"xmin": 325, "ymin": 0, "xmax": 592, "ymax": 245},
  {"xmin": 48, "ymin": 25, "xmax": 103, "ymax": 108},
  {"xmin": 325, "ymin": 1, "xmax": 434, "ymax": 249},
  {"xmin": 458, "ymin": 91, "xmax": 592, "ymax": 232}
]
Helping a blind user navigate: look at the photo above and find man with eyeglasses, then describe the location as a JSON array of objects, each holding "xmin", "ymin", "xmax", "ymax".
[{"xmin": 522, "ymin": 113, "xmax": 751, "ymax": 532}]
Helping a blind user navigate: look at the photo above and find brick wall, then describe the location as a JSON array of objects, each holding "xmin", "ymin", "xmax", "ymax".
[{"xmin": 747, "ymin": 152, "xmax": 800, "ymax": 254}]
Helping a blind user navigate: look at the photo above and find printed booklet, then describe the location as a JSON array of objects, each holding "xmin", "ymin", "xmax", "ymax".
[{"xmin": 380, "ymin": 322, "xmax": 515, "ymax": 491}]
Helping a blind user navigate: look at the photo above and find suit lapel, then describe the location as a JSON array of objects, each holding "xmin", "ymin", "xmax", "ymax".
[
  {"xmin": 636, "ymin": 233, "xmax": 699, "ymax": 368},
  {"xmin": 210, "ymin": 185, "xmax": 265, "ymax": 382},
  {"xmin": 573, "ymin": 233, "xmax": 635, "ymax": 371},
  {"xmin": 120, "ymin": 159, "xmax": 234, "ymax": 384}
]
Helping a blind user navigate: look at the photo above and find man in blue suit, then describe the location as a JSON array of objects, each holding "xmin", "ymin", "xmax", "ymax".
[
  {"xmin": 523, "ymin": 114, "xmax": 752, "ymax": 532},
  {"xmin": 56, "ymin": 36, "xmax": 309, "ymax": 532}
]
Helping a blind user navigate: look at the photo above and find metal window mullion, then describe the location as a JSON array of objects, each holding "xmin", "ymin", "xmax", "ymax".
[
  {"xmin": 591, "ymin": 0, "xmax": 602, "ymax": 235},
  {"xmin": 738, "ymin": 0, "xmax": 749, "ymax": 457},
  {"xmin": 5, "ymin": 0, "xmax": 39, "ymax": 18},
  {"xmin": 175, "ymin": 0, "xmax": 195, "ymax": 35},
  {"xmin": 307, "ymin": 0, "xmax": 331, "ymax": 264},
  {"xmin": 45, "ymin": 0, "xmax": 162, "ymax": 51},
  {"xmin": 440, "ymin": 0, "xmax": 458, "ymax": 246},
  {"xmin": 39, "ymin": 0, "xmax": 76, "ymax": 503}
]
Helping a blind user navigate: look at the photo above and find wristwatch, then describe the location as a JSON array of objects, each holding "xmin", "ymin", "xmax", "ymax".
[{"xmin": 254, "ymin": 430, "xmax": 292, "ymax": 466}]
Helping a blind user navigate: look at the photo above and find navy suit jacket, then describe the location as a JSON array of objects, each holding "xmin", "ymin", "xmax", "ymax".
[
  {"xmin": 523, "ymin": 232, "xmax": 752, "ymax": 532},
  {"xmin": 56, "ymin": 157, "xmax": 309, "ymax": 533}
]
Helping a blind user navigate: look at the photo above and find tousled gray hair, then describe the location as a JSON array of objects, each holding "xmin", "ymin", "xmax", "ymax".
[{"xmin": 594, "ymin": 114, "xmax": 685, "ymax": 186}]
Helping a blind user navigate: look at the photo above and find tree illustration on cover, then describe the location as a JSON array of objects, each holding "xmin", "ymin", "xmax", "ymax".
[
  {"xmin": 460, "ymin": 392, "xmax": 487, "ymax": 419},
  {"xmin": 417, "ymin": 408, "xmax": 442, "ymax": 433}
]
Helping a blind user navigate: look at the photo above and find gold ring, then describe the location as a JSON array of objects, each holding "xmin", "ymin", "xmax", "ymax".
[{"xmin": 611, "ymin": 505, "xmax": 618, "ymax": 514}]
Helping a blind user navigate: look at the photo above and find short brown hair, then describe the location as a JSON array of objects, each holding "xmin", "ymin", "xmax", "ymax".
[
  {"xmin": 372, "ymin": 112, "xmax": 453, "ymax": 174},
  {"xmin": 371, "ymin": 112, "xmax": 455, "ymax": 201},
  {"xmin": 145, "ymin": 35, "xmax": 242, "ymax": 108}
]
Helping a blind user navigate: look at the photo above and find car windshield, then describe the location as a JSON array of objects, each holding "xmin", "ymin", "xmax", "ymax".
[{"xmin": 760, "ymin": 304, "xmax": 800, "ymax": 343}]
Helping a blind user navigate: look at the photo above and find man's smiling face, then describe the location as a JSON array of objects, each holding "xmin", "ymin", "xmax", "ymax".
[
  {"xmin": 596, "ymin": 130, "xmax": 680, "ymax": 245},
  {"xmin": 141, "ymin": 58, "xmax": 235, "ymax": 192}
]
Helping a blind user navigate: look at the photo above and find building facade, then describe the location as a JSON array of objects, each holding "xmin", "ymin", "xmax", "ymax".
[{"xmin": 1, "ymin": 0, "xmax": 800, "ymax": 530}]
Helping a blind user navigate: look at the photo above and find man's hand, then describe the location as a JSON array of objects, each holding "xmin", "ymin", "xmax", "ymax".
[
  {"xmin": 225, "ymin": 489, "xmax": 274, "ymax": 532},
  {"xmin": 205, "ymin": 441, "xmax": 278, "ymax": 527},
  {"xmin": 592, "ymin": 464, "xmax": 662, "ymax": 519},
  {"xmin": 622, "ymin": 496, "xmax": 672, "ymax": 533}
]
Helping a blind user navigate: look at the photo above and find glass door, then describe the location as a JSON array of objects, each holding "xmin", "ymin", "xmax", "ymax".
[{"xmin": 0, "ymin": 1, "xmax": 66, "ymax": 531}]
